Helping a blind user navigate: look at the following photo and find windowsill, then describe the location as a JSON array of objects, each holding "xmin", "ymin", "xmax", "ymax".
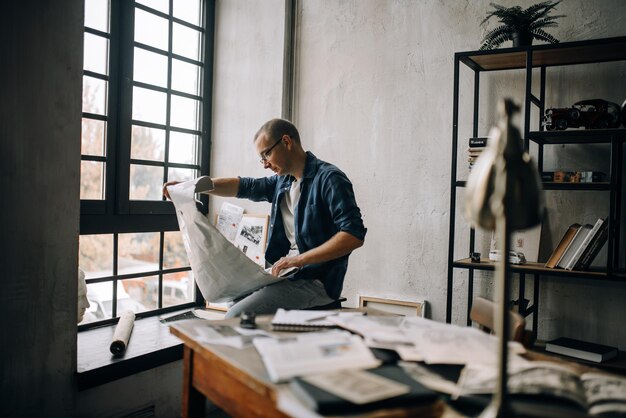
[{"xmin": 76, "ymin": 309, "xmax": 211, "ymax": 390}]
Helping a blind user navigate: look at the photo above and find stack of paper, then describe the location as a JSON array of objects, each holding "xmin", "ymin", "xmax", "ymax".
[{"xmin": 253, "ymin": 330, "xmax": 381, "ymax": 382}]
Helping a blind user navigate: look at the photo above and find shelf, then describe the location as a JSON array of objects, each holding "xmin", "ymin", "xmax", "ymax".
[
  {"xmin": 455, "ymin": 181, "xmax": 611, "ymax": 191},
  {"xmin": 532, "ymin": 342, "xmax": 626, "ymax": 376},
  {"xmin": 457, "ymin": 36, "xmax": 626, "ymax": 72},
  {"xmin": 452, "ymin": 258, "xmax": 626, "ymax": 281},
  {"xmin": 541, "ymin": 182, "xmax": 611, "ymax": 191},
  {"xmin": 447, "ymin": 35, "xmax": 625, "ymax": 329},
  {"xmin": 527, "ymin": 128, "xmax": 626, "ymax": 145}
]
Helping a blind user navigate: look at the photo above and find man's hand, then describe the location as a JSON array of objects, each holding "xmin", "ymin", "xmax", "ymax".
[
  {"xmin": 162, "ymin": 180, "xmax": 181, "ymax": 200},
  {"xmin": 271, "ymin": 255, "xmax": 303, "ymax": 277}
]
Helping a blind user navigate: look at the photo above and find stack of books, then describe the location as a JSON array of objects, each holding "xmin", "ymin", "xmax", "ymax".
[
  {"xmin": 544, "ymin": 217, "xmax": 608, "ymax": 270},
  {"xmin": 467, "ymin": 137, "xmax": 488, "ymax": 172}
]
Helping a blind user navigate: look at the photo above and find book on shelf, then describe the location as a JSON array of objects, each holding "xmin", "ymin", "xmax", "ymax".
[
  {"xmin": 546, "ymin": 337, "xmax": 618, "ymax": 363},
  {"xmin": 558, "ymin": 223, "xmax": 593, "ymax": 270},
  {"xmin": 574, "ymin": 219, "xmax": 609, "ymax": 271},
  {"xmin": 468, "ymin": 137, "xmax": 489, "ymax": 147},
  {"xmin": 457, "ymin": 361, "xmax": 626, "ymax": 418},
  {"xmin": 289, "ymin": 365, "xmax": 439, "ymax": 415},
  {"xmin": 564, "ymin": 217, "xmax": 606, "ymax": 271},
  {"xmin": 468, "ymin": 138, "xmax": 488, "ymax": 172},
  {"xmin": 467, "ymin": 147, "xmax": 484, "ymax": 156},
  {"xmin": 544, "ymin": 223, "xmax": 581, "ymax": 268},
  {"xmin": 541, "ymin": 171, "xmax": 607, "ymax": 183}
]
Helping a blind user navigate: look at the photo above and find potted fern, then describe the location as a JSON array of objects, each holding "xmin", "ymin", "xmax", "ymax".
[{"xmin": 480, "ymin": 1, "xmax": 565, "ymax": 50}]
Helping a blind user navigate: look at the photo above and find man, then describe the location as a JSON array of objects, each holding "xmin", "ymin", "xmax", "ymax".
[{"xmin": 164, "ymin": 118, "xmax": 366, "ymax": 317}]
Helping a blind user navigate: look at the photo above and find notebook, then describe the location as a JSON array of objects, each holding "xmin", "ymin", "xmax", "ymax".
[{"xmin": 270, "ymin": 308, "xmax": 337, "ymax": 331}]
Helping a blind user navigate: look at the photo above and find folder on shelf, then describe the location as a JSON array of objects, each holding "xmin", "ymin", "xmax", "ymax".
[
  {"xmin": 558, "ymin": 224, "xmax": 593, "ymax": 270},
  {"xmin": 564, "ymin": 218, "xmax": 605, "ymax": 271},
  {"xmin": 544, "ymin": 223, "xmax": 581, "ymax": 269}
]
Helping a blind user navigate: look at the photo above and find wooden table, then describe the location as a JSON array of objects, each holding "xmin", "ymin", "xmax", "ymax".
[{"xmin": 169, "ymin": 316, "xmax": 449, "ymax": 418}]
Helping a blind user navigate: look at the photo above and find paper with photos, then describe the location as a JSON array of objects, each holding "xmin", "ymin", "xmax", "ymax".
[
  {"xmin": 216, "ymin": 202, "xmax": 244, "ymax": 242},
  {"xmin": 301, "ymin": 369, "xmax": 410, "ymax": 405},
  {"xmin": 253, "ymin": 330, "xmax": 381, "ymax": 382},
  {"xmin": 168, "ymin": 178, "xmax": 284, "ymax": 303}
]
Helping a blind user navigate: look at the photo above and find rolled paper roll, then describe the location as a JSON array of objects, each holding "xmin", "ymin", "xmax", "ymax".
[{"xmin": 110, "ymin": 310, "xmax": 136, "ymax": 356}]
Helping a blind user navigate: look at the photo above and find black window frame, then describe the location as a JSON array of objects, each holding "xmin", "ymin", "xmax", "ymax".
[{"xmin": 79, "ymin": 0, "xmax": 215, "ymax": 330}]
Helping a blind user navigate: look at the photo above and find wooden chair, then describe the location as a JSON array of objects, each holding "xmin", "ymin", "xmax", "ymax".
[{"xmin": 470, "ymin": 296, "xmax": 527, "ymax": 343}]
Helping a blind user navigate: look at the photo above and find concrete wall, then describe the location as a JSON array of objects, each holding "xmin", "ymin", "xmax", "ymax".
[
  {"xmin": 210, "ymin": 0, "xmax": 626, "ymax": 347},
  {"xmin": 209, "ymin": 0, "xmax": 286, "ymax": 217},
  {"xmin": 1, "ymin": 0, "xmax": 625, "ymax": 416}
]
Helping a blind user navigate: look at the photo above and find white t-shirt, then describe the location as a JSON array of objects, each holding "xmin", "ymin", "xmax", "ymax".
[{"xmin": 280, "ymin": 179, "xmax": 301, "ymax": 255}]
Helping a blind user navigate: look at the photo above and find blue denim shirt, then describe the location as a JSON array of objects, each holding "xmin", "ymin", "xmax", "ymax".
[{"xmin": 236, "ymin": 152, "xmax": 366, "ymax": 300}]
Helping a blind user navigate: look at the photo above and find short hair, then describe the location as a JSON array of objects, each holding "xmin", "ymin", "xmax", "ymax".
[{"xmin": 254, "ymin": 118, "xmax": 301, "ymax": 144}]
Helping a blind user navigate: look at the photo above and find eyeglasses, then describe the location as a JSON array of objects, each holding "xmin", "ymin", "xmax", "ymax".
[{"xmin": 259, "ymin": 137, "xmax": 283, "ymax": 163}]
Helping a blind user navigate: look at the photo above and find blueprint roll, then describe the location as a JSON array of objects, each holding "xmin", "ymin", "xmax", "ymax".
[{"xmin": 110, "ymin": 310, "xmax": 135, "ymax": 356}]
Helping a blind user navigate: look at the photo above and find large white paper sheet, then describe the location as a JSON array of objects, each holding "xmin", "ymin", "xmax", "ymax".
[{"xmin": 168, "ymin": 178, "xmax": 284, "ymax": 302}]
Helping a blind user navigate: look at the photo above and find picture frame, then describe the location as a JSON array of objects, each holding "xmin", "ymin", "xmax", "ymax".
[
  {"xmin": 358, "ymin": 296, "xmax": 426, "ymax": 317},
  {"xmin": 233, "ymin": 214, "xmax": 269, "ymax": 266},
  {"xmin": 490, "ymin": 223, "xmax": 542, "ymax": 263}
]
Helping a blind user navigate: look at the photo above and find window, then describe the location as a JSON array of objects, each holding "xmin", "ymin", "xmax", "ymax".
[{"xmin": 79, "ymin": 0, "xmax": 214, "ymax": 328}]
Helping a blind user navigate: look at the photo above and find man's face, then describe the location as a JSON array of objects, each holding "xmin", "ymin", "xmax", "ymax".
[{"xmin": 255, "ymin": 133, "xmax": 288, "ymax": 175}]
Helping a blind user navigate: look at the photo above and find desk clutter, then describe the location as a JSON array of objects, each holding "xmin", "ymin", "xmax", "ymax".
[{"xmin": 172, "ymin": 310, "xmax": 626, "ymax": 417}]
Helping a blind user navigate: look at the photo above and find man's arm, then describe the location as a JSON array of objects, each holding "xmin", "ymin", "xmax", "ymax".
[
  {"xmin": 163, "ymin": 177, "xmax": 240, "ymax": 199},
  {"xmin": 270, "ymin": 231, "xmax": 363, "ymax": 276}
]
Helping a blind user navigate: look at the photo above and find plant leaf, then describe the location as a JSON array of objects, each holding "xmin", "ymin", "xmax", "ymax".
[{"xmin": 532, "ymin": 28, "xmax": 560, "ymax": 44}]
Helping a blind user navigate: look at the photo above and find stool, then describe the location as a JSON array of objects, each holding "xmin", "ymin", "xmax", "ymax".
[{"xmin": 307, "ymin": 297, "xmax": 347, "ymax": 310}]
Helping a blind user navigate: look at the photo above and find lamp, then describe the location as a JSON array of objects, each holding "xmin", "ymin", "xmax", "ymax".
[{"xmin": 465, "ymin": 99, "xmax": 544, "ymax": 417}]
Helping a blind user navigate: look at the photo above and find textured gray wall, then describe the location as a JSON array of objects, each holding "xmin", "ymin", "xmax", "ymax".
[
  {"xmin": 210, "ymin": 0, "xmax": 626, "ymax": 347},
  {"xmin": 1, "ymin": 0, "xmax": 625, "ymax": 416},
  {"xmin": 0, "ymin": 1, "xmax": 83, "ymax": 416}
]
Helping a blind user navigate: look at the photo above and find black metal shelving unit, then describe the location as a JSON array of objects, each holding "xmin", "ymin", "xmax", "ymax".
[{"xmin": 446, "ymin": 36, "xmax": 626, "ymax": 334}]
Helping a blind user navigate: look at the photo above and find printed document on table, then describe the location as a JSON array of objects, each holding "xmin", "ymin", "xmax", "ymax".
[{"xmin": 253, "ymin": 330, "xmax": 381, "ymax": 382}]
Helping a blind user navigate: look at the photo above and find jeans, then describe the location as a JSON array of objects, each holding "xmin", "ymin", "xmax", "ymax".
[{"xmin": 224, "ymin": 278, "xmax": 334, "ymax": 318}]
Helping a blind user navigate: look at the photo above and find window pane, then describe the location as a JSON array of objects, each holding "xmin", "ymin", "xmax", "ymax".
[
  {"xmin": 86, "ymin": 282, "xmax": 113, "ymax": 320},
  {"xmin": 133, "ymin": 47, "xmax": 168, "ymax": 88},
  {"xmin": 130, "ymin": 164, "xmax": 164, "ymax": 200},
  {"xmin": 118, "ymin": 232, "xmax": 160, "ymax": 272},
  {"xmin": 82, "ymin": 76, "xmax": 107, "ymax": 115},
  {"xmin": 136, "ymin": 0, "xmax": 169, "ymax": 14},
  {"xmin": 80, "ymin": 161, "xmax": 105, "ymax": 199},
  {"xmin": 172, "ymin": 59, "xmax": 200, "ymax": 95},
  {"xmin": 120, "ymin": 277, "xmax": 154, "ymax": 313},
  {"xmin": 173, "ymin": 23, "xmax": 200, "ymax": 60},
  {"xmin": 163, "ymin": 271, "xmax": 194, "ymax": 307},
  {"xmin": 168, "ymin": 167, "xmax": 198, "ymax": 183},
  {"xmin": 169, "ymin": 131, "xmax": 198, "ymax": 164},
  {"xmin": 134, "ymin": 8, "xmax": 169, "ymax": 51},
  {"xmin": 131, "ymin": 125, "xmax": 165, "ymax": 161},
  {"xmin": 85, "ymin": 0, "xmax": 109, "ymax": 32},
  {"xmin": 83, "ymin": 33, "xmax": 109, "ymax": 75},
  {"xmin": 132, "ymin": 86, "xmax": 166, "ymax": 125},
  {"xmin": 170, "ymin": 95, "xmax": 199, "ymax": 130},
  {"xmin": 81, "ymin": 118, "xmax": 106, "ymax": 156},
  {"xmin": 173, "ymin": 0, "xmax": 201, "ymax": 26},
  {"xmin": 164, "ymin": 230, "xmax": 189, "ymax": 269},
  {"xmin": 79, "ymin": 234, "xmax": 114, "ymax": 277}
]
